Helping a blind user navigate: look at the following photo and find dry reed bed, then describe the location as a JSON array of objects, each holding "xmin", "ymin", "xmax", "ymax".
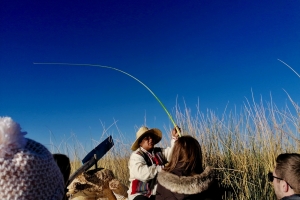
[{"xmin": 55, "ymin": 97, "xmax": 299, "ymax": 200}]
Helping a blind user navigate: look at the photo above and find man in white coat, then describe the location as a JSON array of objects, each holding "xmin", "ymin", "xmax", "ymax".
[{"xmin": 127, "ymin": 126, "xmax": 179, "ymax": 200}]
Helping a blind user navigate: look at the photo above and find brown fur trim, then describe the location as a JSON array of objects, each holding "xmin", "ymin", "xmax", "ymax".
[{"xmin": 157, "ymin": 166, "xmax": 214, "ymax": 194}]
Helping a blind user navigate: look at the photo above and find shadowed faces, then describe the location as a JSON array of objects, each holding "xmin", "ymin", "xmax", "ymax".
[{"xmin": 139, "ymin": 133, "xmax": 158, "ymax": 151}]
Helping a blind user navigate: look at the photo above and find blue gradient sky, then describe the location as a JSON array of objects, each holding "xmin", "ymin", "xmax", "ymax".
[{"xmin": 1, "ymin": 0, "xmax": 300, "ymax": 152}]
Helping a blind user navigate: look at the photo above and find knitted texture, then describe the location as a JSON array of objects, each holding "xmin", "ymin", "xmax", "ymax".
[
  {"xmin": 0, "ymin": 117, "xmax": 64, "ymax": 200},
  {"xmin": 0, "ymin": 116, "xmax": 27, "ymax": 158}
]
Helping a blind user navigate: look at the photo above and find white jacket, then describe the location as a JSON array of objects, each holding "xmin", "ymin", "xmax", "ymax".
[{"xmin": 127, "ymin": 139, "xmax": 176, "ymax": 200}]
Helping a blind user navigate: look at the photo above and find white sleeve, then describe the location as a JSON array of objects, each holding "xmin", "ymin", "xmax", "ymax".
[
  {"xmin": 129, "ymin": 153, "xmax": 160, "ymax": 182},
  {"xmin": 162, "ymin": 138, "xmax": 176, "ymax": 162}
]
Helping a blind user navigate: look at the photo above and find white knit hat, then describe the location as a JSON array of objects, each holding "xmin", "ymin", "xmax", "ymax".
[{"xmin": 0, "ymin": 117, "xmax": 65, "ymax": 200}]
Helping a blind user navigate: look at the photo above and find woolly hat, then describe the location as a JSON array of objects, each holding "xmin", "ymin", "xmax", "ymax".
[
  {"xmin": 0, "ymin": 117, "xmax": 65, "ymax": 200},
  {"xmin": 131, "ymin": 126, "xmax": 162, "ymax": 151}
]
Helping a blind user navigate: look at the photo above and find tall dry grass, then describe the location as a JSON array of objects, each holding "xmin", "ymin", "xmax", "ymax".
[
  {"xmin": 51, "ymin": 93, "xmax": 299, "ymax": 200},
  {"xmin": 172, "ymin": 94, "xmax": 300, "ymax": 199}
]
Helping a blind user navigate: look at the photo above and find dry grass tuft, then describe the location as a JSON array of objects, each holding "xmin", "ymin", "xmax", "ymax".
[{"xmin": 51, "ymin": 94, "xmax": 299, "ymax": 200}]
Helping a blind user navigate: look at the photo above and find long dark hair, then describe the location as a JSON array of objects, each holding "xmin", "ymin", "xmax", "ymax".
[
  {"xmin": 53, "ymin": 153, "xmax": 71, "ymax": 185},
  {"xmin": 164, "ymin": 135, "xmax": 203, "ymax": 175}
]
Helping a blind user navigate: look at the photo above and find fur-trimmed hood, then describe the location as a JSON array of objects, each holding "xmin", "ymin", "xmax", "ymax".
[{"xmin": 157, "ymin": 166, "xmax": 214, "ymax": 194}]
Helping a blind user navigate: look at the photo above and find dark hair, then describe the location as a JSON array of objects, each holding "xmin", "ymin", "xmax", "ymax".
[
  {"xmin": 164, "ymin": 135, "xmax": 203, "ymax": 175},
  {"xmin": 275, "ymin": 153, "xmax": 300, "ymax": 193},
  {"xmin": 138, "ymin": 132, "xmax": 160, "ymax": 144},
  {"xmin": 53, "ymin": 153, "xmax": 71, "ymax": 185}
]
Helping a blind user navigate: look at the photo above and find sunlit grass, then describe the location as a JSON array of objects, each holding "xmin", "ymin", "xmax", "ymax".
[
  {"xmin": 50, "ymin": 93, "xmax": 299, "ymax": 199},
  {"xmin": 174, "ymin": 93, "xmax": 299, "ymax": 199}
]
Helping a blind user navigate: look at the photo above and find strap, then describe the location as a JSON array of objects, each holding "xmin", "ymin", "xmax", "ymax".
[{"xmin": 135, "ymin": 148, "xmax": 167, "ymax": 166}]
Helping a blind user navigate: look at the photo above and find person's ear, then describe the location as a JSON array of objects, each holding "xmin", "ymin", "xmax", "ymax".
[{"xmin": 280, "ymin": 180, "xmax": 289, "ymax": 193}]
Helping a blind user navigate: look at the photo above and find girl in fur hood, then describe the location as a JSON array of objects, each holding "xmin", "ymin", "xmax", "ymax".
[{"xmin": 156, "ymin": 135, "xmax": 220, "ymax": 200}]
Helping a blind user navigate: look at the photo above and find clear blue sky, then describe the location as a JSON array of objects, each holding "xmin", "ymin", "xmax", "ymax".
[{"xmin": 1, "ymin": 0, "xmax": 299, "ymax": 153}]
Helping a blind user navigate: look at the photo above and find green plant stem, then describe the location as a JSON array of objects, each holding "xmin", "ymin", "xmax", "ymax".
[{"xmin": 33, "ymin": 62, "xmax": 182, "ymax": 137}]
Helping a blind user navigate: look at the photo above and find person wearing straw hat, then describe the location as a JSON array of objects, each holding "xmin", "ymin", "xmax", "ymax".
[
  {"xmin": 0, "ymin": 116, "xmax": 65, "ymax": 200},
  {"xmin": 127, "ymin": 126, "xmax": 180, "ymax": 200}
]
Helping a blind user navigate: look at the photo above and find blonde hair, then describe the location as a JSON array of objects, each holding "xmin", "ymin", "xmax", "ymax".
[{"xmin": 164, "ymin": 135, "xmax": 203, "ymax": 175}]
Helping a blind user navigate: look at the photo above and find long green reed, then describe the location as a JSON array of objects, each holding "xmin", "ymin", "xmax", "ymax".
[
  {"xmin": 48, "ymin": 60, "xmax": 299, "ymax": 199},
  {"xmin": 33, "ymin": 62, "xmax": 181, "ymax": 136}
]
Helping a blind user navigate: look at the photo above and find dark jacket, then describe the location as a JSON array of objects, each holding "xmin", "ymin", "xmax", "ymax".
[
  {"xmin": 282, "ymin": 194, "xmax": 300, "ymax": 200},
  {"xmin": 156, "ymin": 166, "xmax": 220, "ymax": 200}
]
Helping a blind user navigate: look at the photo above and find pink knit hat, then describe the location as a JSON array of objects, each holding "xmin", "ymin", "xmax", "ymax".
[{"xmin": 0, "ymin": 117, "xmax": 65, "ymax": 200}]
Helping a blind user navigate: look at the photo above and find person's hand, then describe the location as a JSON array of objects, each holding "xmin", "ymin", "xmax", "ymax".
[
  {"xmin": 172, "ymin": 126, "xmax": 181, "ymax": 140},
  {"xmin": 156, "ymin": 165, "xmax": 163, "ymax": 172}
]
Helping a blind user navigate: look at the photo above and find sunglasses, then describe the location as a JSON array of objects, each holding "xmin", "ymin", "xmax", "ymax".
[{"xmin": 267, "ymin": 172, "xmax": 293, "ymax": 189}]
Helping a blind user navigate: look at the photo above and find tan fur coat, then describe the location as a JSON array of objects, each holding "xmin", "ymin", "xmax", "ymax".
[{"xmin": 156, "ymin": 167, "xmax": 216, "ymax": 200}]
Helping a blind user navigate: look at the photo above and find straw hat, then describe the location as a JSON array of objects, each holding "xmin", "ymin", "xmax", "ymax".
[{"xmin": 131, "ymin": 126, "xmax": 162, "ymax": 151}]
